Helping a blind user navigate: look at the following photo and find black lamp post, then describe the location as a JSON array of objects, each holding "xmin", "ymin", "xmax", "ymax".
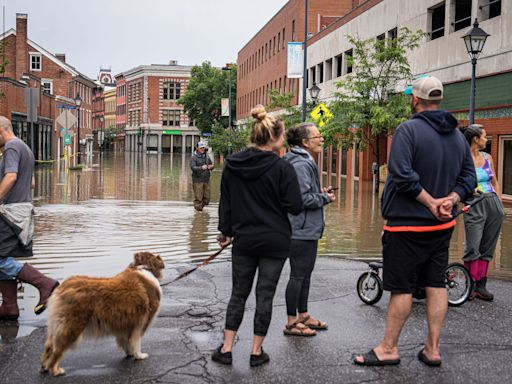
[
  {"xmin": 462, "ymin": 19, "xmax": 490, "ymax": 124},
  {"xmin": 74, "ymin": 94, "xmax": 82, "ymax": 164},
  {"xmin": 222, "ymin": 64, "xmax": 233, "ymax": 128},
  {"xmin": 99, "ymin": 115, "xmax": 104, "ymax": 159},
  {"xmin": 301, "ymin": 0, "xmax": 309, "ymax": 122},
  {"xmin": 309, "ymin": 82, "xmax": 320, "ymax": 105}
]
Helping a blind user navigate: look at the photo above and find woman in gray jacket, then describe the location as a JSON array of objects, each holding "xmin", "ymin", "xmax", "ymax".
[{"xmin": 283, "ymin": 123, "xmax": 335, "ymax": 336}]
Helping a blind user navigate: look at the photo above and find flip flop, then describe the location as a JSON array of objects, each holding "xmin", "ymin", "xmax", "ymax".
[
  {"xmin": 353, "ymin": 349, "xmax": 401, "ymax": 366},
  {"xmin": 417, "ymin": 349, "xmax": 442, "ymax": 367}
]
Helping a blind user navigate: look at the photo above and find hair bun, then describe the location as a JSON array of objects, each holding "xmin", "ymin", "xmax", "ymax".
[{"xmin": 251, "ymin": 104, "xmax": 267, "ymax": 121}]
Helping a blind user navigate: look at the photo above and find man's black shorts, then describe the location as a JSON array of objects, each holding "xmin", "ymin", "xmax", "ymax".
[{"xmin": 382, "ymin": 228, "xmax": 454, "ymax": 293}]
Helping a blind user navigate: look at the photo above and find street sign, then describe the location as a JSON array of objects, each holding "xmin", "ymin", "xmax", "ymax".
[
  {"xmin": 310, "ymin": 103, "xmax": 334, "ymax": 127},
  {"xmin": 56, "ymin": 110, "xmax": 77, "ymax": 129},
  {"xmin": 64, "ymin": 134, "xmax": 71, "ymax": 145},
  {"xmin": 57, "ymin": 104, "xmax": 77, "ymax": 110},
  {"xmin": 163, "ymin": 130, "xmax": 182, "ymax": 135}
]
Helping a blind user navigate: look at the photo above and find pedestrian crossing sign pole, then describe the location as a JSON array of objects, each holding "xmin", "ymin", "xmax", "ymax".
[{"xmin": 310, "ymin": 103, "xmax": 333, "ymax": 127}]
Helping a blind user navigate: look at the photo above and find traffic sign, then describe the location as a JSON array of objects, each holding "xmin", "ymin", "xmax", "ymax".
[
  {"xmin": 64, "ymin": 134, "xmax": 71, "ymax": 145},
  {"xmin": 310, "ymin": 103, "xmax": 334, "ymax": 127},
  {"xmin": 56, "ymin": 110, "xmax": 77, "ymax": 129}
]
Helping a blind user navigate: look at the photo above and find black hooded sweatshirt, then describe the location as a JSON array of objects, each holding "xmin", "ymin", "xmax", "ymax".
[
  {"xmin": 219, "ymin": 148, "xmax": 303, "ymax": 258},
  {"xmin": 381, "ymin": 110, "xmax": 476, "ymax": 227}
]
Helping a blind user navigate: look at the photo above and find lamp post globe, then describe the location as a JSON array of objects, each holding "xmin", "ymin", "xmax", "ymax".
[
  {"xmin": 74, "ymin": 94, "xmax": 82, "ymax": 164},
  {"xmin": 309, "ymin": 82, "xmax": 321, "ymax": 104},
  {"xmin": 462, "ymin": 19, "xmax": 490, "ymax": 124}
]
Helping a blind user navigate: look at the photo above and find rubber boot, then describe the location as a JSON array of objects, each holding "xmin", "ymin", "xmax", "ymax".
[
  {"xmin": 474, "ymin": 277, "xmax": 494, "ymax": 301},
  {"xmin": 17, "ymin": 264, "xmax": 59, "ymax": 315},
  {"xmin": 0, "ymin": 280, "xmax": 19, "ymax": 321}
]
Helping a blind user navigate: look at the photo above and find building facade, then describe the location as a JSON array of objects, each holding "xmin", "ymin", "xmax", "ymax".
[
  {"xmin": 236, "ymin": 0, "xmax": 353, "ymax": 120},
  {"xmin": 1, "ymin": 13, "xmax": 97, "ymax": 161},
  {"xmin": 117, "ymin": 62, "xmax": 201, "ymax": 154},
  {"xmin": 305, "ymin": 0, "xmax": 511, "ymax": 198}
]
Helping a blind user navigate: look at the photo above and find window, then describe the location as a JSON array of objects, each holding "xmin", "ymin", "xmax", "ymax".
[
  {"xmin": 325, "ymin": 59, "xmax": 333, "ymax": 81},
  {"xmin": 335, "ymin": 54, "xmax": 343, "ymax": 77},
  {"xmin": 452, "ymin": 0, "xmax": 472, "ymax": 32},
  {"xmin": 128, "ymin": 82, "xmax": 142, "ymax": 102},
  {"xmin": 128, "ymin": 109, "xmax": 141, "ymax": 126},
  {"xmin": 318, "ymin": 63, "xmax": 324, "ymax": 83},
  {"xmin": 376, "ymin": 33, "xmax": 386, "ymax": 52},
  {"xmin": 478, "ymin": 0, "xmax": 501, "ymax": 21},
  {"xmin": 282, "ymin": 28, "xmax": 285, "ymax": 47},
  {"xmin": 42, "ymin": 80, "xmax": 52, "ymax": 94},
  {"xmin": 345, "ymin": 49, "xmax": 353, "ymax": 74},
  {"xmin": 162, "ymin": 81, "xmax": 181, "ymax": 100},
  {"xmin": 273, "ymin": 36, "xmax": 276, "ymax": 55},
  {"xmin": 309, "ymin": 67, "xmax": 316, "ymax": 87},
  {"xmin": 162, "ymin": 110, "xmax": 180, "ymax": 126},
  {"xmin": 292, "ymin": 20, "xmax": 296, "ymax": 41},
  {"xmin": 30, "ymin": 53, "xmax": 41, "ymax": 71},
  {"xmin": 278, "ymin": 32, "xmax": 281, "ymax": 51},
  {"xmin": 429, "ymin": 2, "xmax": 445, "ymax": 40},
  {"xmin": 387, "ymin": 27, "xmax": 398, "ymax": 40}
]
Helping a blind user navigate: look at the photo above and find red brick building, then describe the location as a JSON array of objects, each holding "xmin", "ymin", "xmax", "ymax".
[
  {"xmin": 0, "ymin": 13, "xmax": 97, "ymax": 161},
  {"xmin": 236, "ymin": 0, "xmax": 352, "ymax": 120},
  {"xmin": 118, "ymin": 62, "xmax": 201, "ymax": 153}
]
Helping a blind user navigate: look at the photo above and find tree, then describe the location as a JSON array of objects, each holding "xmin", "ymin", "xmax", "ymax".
[
  {"xmin": 178, "ymin": 61, "xmax": 237, "ymax": 134},
  {"xmin": 265, "ymin": 89, "xmax": 316, "ymax": 130},
  {"xmin": 208, "ymin": 123, "xmax": 249, "ymax": 157},
  {"xmin": 321, "ymin": 27, "xmax": 426, "ymax": 191}
]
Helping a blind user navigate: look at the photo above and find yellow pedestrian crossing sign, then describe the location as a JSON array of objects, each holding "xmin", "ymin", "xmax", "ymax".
[{"xmin": 310, "ymin": 103, "xmax": 333, "ymax": 127}]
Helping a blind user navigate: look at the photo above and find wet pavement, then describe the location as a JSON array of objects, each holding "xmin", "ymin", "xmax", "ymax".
[
  {"xmin": 1, "ymin": 152, "xmax": 512, "ymax": 382},
  {"xmin": 1, "ymin": 257, "xmax": 512, "ymax": 383}
]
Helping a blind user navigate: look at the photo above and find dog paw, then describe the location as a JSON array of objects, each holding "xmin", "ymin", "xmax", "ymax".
[
  {"xmin": 134, "ymin": 352, "xmax": 149, "ymax": 360},
  {"xmin": 51, "ymin": 367, "xmax": 66, "ymax": 376}
]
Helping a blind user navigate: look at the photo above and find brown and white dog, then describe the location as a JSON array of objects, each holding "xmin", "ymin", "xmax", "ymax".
[{"xmin": 40, "ymin": 252, "xmax": 165, "ymax": 376}]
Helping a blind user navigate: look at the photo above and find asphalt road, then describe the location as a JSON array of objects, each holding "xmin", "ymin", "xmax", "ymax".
[{"xmin": 1, "ymin": 257, "xmax": 511, "ymax": 384}]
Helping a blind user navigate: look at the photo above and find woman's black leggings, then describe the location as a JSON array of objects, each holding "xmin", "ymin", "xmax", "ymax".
[
  {"xmin": 225, "ymin": 253, "xmax": 286, "ymax": 337},
  {"xmin": 285, "ymin": 240, "xmax": 318, "ymax": 316}
]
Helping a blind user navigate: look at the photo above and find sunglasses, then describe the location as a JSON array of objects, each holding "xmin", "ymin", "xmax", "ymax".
[{"xmin": 307, "ymin": 135, "xmax": 323, "ymax": 140}]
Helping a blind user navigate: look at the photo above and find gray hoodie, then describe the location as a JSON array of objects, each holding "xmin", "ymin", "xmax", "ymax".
[{"xmin": 283, "ymin": 146, "xmax": 330, "ymax": 240}]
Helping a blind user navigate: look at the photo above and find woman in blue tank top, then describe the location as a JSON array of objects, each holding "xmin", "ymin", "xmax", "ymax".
[{"xmin": 460, "ymin": 124, "xmax": 504, "ymax": 301}]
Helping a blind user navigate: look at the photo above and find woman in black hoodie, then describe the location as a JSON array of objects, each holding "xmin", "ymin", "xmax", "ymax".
[{"xmin": 212, "ymin": 105, "xmax": 303, "ymax": 367}]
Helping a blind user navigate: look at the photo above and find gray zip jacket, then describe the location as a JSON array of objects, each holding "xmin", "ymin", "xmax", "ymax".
[
  {"xmin": 190, "ymin": 152, "xmax": 213, "ymax": 183},
  {"xmin": 283, "ymin": 146, "xmax": 330, "ymax": 240}
]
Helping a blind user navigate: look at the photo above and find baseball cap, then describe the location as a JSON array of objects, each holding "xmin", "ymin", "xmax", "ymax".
[
  {"xmin": 197, "ymin": 141, "xmax": 206, "ymax": 148},
  {"xmin": 404, "ymin": 75, "xmax": 443, "ymax": 101}
]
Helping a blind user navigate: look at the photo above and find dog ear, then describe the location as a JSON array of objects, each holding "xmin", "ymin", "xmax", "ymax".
[
  {"xmin": 131, "ymin": 252, "xmax": 149, "ymax": 267},
  {"xmin": 149, "ymin": 254, "xmax": 165, "ymax": 279}
]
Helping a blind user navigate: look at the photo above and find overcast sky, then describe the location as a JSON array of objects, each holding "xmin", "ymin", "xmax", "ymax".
[{"xmin": 3, "ymin": 0, "xmax": 289, "ymax": 79}]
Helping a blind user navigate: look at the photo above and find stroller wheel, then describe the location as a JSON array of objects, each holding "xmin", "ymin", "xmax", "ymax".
[{"xmin": 446, "ymin": 263, "xmax": 473, "ymax": 307}]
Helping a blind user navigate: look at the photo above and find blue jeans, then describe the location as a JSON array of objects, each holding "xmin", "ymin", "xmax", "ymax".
[{"xmin": 0, "ymin": 257, "xmax": 23, "ymax": 280}]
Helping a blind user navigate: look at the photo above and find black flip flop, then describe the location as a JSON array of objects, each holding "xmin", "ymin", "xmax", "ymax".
[
  {"xmin": 417, "ymin": 349, "xmax": 442, "ymax": 367},
  {"xmin": 353, "ymin": 349, "xmax": 401, "ymax": 366}
]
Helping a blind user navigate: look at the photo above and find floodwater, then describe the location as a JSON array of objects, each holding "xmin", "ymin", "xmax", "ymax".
[{"xmin": 2, "ymin": 151, "xmax": 512, "ymax": 329}]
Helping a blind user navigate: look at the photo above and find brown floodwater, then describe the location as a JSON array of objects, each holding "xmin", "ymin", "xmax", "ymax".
[{"xmin": 3, "ymin": 151, "xmax": 511, "ymax": 327}]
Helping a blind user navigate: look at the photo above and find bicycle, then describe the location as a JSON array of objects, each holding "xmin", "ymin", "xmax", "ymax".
[{"xmin": 356, "ymin": 194, "xmax": 485, "ymax": 307}]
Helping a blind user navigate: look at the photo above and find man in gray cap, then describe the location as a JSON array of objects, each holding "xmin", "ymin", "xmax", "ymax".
[
  {"xmin": 190, "ymin": 141, "xmax": 214, "ymax": 211},
  {"xmin": 354, "ymin": 76, "xmax": 476, "ymax": 367}
]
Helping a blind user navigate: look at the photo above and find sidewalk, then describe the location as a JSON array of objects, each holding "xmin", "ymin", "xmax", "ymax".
[{"xmin": 1, "ymin": 257, "xmax": 512, "ymax": 383}]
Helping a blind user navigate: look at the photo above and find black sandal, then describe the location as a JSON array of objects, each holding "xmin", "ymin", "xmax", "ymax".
[
  {"xmin": 417, "ymin": 349, "xmax": 442, "ymax": 367},
  {"xmin": 354, "ymin": 349, "xmax": 400, "ymax": 366}
]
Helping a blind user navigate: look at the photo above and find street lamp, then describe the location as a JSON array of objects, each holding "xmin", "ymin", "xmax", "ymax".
[
  {"xmin": 462, "ymin": 19, "xmax": 490, "ymax": 124},
  {"xmin": 301, "ymin": 0, "xmax": 309, "ymax": 122},
  {"xmin": 99, "ymin": 115, "xmax": 104, "ymax": 159},
  {"xmin": 74, "ymin": 94, "xmax": 82, "ymax": 164},
  {"xmin": 309, "ymin": 82, "xmax": 320, "ymax": 105},
  {"xmin": 222, "ymin": 64, "xmax": 233, "ymax": 128}
]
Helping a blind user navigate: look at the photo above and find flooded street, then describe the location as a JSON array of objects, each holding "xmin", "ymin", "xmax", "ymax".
[{"xmin": 8, "ymin": 151, "xmax": 512, "ymax": 324}]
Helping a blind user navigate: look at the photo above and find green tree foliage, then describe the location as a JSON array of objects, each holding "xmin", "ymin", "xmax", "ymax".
[
  {"xmin": 208, "ymin": 123, "xmax": 249, "ymax": 157},
  {"xmin": 265, "ymin": 88, "xmax": 316, "ymax": 130},
  {"xmin": 178, "ymin": 61, "xmax": 236, "ymax": 134},
  {"xmin": 322, "ymin": 27, "xmax": 426, "ymax": 152}
]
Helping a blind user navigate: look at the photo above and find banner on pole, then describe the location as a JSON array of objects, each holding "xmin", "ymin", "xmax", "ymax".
[
  {"xmin": 287, "ymin": 42, "xmax": 304, "ymax": 79},
  {"xmin": 221, "ymin": 98, "xmax": 229, "ymax": 117}
]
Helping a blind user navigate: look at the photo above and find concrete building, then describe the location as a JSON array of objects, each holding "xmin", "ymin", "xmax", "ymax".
[
  {"xmin": 236, "ymin": 0, "xmax": 353, "ymax": 121},
  {"xmin": 117, "ymin": 62, "xmax": 201, "ymax": 154},
  {"xmin": 0, "ymin": 13, "xmax": 97, "ymax": 161},
  {"xmin": 304, "ymin": 0, "xmax": 511, "ymax": 198}
]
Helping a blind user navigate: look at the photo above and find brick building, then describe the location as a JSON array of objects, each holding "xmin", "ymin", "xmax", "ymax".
[
  {"xmin": 0, "ymin": 13, "xmax": 97, "ymax": 161},
  {"xmin": 305, "ymin": 0, "xmax": 512, "ymax": 199},
  {"xmin": 117, "ymin": 62, "xmax": 201, "ymax": 153},
  {"xmin": 236, "ymin": 0, "xmax": 352, "ymax": 120}
]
